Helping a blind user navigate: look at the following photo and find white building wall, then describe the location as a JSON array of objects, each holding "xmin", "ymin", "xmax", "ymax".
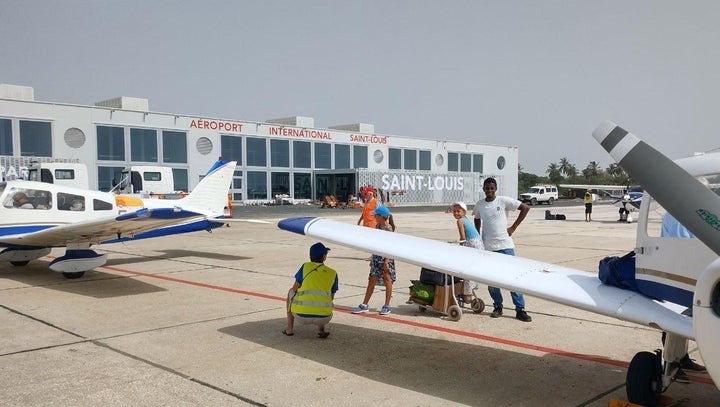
[{"xmin": 0, "ymin": 88, "xmax": 520, "ymax": 204}]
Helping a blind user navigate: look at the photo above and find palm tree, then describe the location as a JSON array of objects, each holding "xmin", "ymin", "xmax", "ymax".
[
  {"xmin": 559, "ymin": 157, "xmax": 572, "ymax": 178},
  {"xmin": 546, "ymin": 162, "xmax": 562, "ymax": 184},
  {"xmin": 582, "ymin": 161, "xmax": 602, "ymax": 182},
  {"xmin": 587, "ymin": 161, "xmax": 601, "ymax": 176}
]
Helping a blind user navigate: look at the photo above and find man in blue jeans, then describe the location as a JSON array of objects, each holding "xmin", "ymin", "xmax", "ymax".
[{"xmin": 472, "ymin": 177, "xmax": 532, "ymax": 322}]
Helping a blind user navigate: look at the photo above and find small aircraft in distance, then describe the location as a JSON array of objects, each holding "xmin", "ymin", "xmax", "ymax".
[
  {"xmin": 278, "ymin": 121, "xmax": 720, "ymax": 406},
  {"xmin": 0, "ymin": 160, "xmax": 239, "ymax": 279},
  {"xmin": 560, "ymin": 183, "xmax": 644, "ymax": 213}
]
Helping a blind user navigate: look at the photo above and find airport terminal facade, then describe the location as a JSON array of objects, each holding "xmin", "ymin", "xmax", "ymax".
[{"xmin": 0, "ymin": 84, "xmax": 519, "ymax": 206}]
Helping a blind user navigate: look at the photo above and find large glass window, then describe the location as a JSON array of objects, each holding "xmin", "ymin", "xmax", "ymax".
[
  {"xmin": 473, "ymin": 154, "xmax": 484, "ymax": 173},
  {"xmin": 271, "ymin": 172, "xmax": 290, "ymax": 197},
  {"xmin": 314, "ymin": 142, "xmax": 331, "ymax": 169},
  {"xmin": 246, "ymin": 171, "xmax": 267, "ymax": 199},
  {"xmin": 294, "ymin": 173, "xmax": 312, "ymax": 199},
  {"xmin": 98, "ymin": 166, "xmax": 125, "ymax": 192},
  {"xmin": 130, "ymin": 128, "xmax": 158, "ymax": 162},
  {"xmin": 246, "ymin": 137, "xmax": 267, "ymax": 166},
  {"xmin": 0, "ymin": 118, "xmax": 11, "ymax": 155},
  {"xmin": 448, "ymin": 152, "xmax": 459, "ymax": 171},
  {"xmin": 335, "ymin": 144, "xmax": 350, "ymax": 169},
  {"xmin": 389, "ymin": 148, "xmax": 402, "ymax": 169},
  {"xmin": 162, "ymin": 130, "xmax": 187, "ymax": 163},
  {"xmin": 419, "ymin": 150, "xmax": 431, "ymax": 170},
  {"xmin": 293, "ymin": 141, "xmax": 311, "ymax": 168},
  {"xmin": 172, "ymin": 168, "xmax": 188, "ymax": 192},
  {"xmin": 460, "ymin": 153, "xmax": 472, "ymax": 172},
  {"xmin": 353, "ymin": 145, "xmax": 368, "ymax": 168},
  {"xmin": 20, "ymin": 120, "xmax": 52, "ymax": 157},
  {"xmin": 271, "ymin": 139, "xmax": 289, "ymax": 167},
  {"xmin": 97, "ymin": 126, "xmax": 125, "ymax": 161},
  {"xmin": 221, "ymin": 135, "xmax": 243, "ymax": 165},
  {"xmin": 404, "ymin": 149, "xmax": 417, "ymax": 170}
]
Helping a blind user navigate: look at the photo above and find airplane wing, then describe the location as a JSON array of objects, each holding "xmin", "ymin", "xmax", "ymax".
[
  {"xmin": 0, "ymin": 207, "xmax": 205, "ymax": 247},
  {"xmin": 278, "ymin": 216, "xmax": 693, "ymax": 339},
  {"xmin": 560, "ymin": 184, "xmax": 629, "ymax": 190}
]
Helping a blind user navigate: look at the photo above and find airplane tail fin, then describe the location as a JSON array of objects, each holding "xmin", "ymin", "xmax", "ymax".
[{"xmin": 180, "ymin": 161, "xmax": 237, "ymax": 215}]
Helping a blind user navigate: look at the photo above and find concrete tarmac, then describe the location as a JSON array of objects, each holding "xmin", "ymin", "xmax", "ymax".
[{"xmin": 1, "ymin": 203, "xmax": 718, "ymax": 406}]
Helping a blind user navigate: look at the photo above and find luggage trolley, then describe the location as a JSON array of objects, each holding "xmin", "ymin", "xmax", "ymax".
[{"xmin": 408, "ymin": 268, "xmax": 485, "ymax": 321}]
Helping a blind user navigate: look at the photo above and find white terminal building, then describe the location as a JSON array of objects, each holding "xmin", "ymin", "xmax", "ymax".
[{"xmin": 0, "ymin": 83, "xmax": 518, "ymax": 206}]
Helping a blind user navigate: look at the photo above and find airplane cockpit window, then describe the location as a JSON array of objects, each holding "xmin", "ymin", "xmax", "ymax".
[
  {"xmin": 2, "ymin": 188, "xmax": 52, "ymax": 210},
  {"xmin": 58, "ymin": 192, "xmax": 85, "ymax": 211}
]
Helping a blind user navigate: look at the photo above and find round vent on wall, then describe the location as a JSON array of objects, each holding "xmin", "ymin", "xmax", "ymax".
[
  {"xmin": 435, "ymin": 154, "xmax": 444, "ymax": 166},
  {"xmin": 373, "ymin": 149, "xmax": 384, "ymax": 164},
  {"xmin": 196, "ymin": 137, "xmax": 213, "ymax": 155},
  {"xmin": 64, "ymin": 127, "xmax": 86, "ymax": 148},
  {"xmin": 497, "ymin": 156, "xmax": 506, "ymax": 170}
]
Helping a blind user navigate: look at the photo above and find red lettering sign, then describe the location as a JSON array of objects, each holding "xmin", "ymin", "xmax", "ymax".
[{"xmin": 190, "ymin": 119, "xmax": 243, "ymax": 133}]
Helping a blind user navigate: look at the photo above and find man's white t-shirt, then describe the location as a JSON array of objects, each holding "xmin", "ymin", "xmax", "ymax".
[{"xmin": 472, "ymin": 196, "xmax": 521, "ymax": 251}]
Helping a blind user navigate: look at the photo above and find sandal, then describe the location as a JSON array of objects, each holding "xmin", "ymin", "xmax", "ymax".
[
  {"xmin": 282, "ymin": 329, "xmax": 294, "ymax": 336},
  {"xmin": 317, "ymin": 331, "xmax": 330, "ymax": 339}
]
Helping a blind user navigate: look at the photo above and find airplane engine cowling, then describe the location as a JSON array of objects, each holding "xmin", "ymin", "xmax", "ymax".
[{"xmin": 693, "ymin": 257, "xmax": 720, "ymax": 389}]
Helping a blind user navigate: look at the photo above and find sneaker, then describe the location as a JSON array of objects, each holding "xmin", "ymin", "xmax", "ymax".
[
  {"xmin": 680, "ymin": 357, "xmax": 707, "ymax": 372},
  {"xmin": 515, "ymin": 309, "xmax": 532, "ymax": 322},
  {"xmin": 352, "ymin": 304, "xmax": 369, "ymax": 314},
  {"xmin": 674, "ymin": 369, "xmax": 690, "ymax": 384},
  {"xmin": 379, "ymin": 305, "xmax": 391, "ymax": 315},
  {"xmin": 490, "ymin": 306, "xmax": 503, "ymax": 318}
]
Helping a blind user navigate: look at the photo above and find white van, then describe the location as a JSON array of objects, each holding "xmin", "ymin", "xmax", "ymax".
[
  {"xmin": 114, "ymin": 166, "xmax": 176, "ymax": 197},
  {"xmin": 519, "ymin": 185, "xmax": 558, "ymax": 205},
  {"xmin": 27, "ymin": 163, "xmax": 89, "ymax": 190}
]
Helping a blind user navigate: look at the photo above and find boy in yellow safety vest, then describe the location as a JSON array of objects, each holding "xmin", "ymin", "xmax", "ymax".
[{"xmin": 283, "ymin": 242, "xmax": 338, "ymax": 338}]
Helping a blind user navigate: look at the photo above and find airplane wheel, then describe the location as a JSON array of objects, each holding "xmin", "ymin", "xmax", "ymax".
[
  {"xmin": 626, "ymin": 351, "xmax": 661, "ymax": 406},
  {"xmin": 471, "ymin": 298, "xmax": 485, "ymax": 314},
  {"xmin": 448, "ymin": 305, "xmax": 462, "ymax": 321},
  {"xmin": 62, "ymin": 271, "xmax": 85, "ymax": 279},
  {"xmin": 10, "ymin": 261, "xmax": 29, "ymax": 266}
]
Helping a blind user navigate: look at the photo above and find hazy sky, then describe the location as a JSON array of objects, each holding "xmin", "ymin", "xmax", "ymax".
[{"xmin": 2, "ymin": 1, "xmax": 719, "ymax": 174}]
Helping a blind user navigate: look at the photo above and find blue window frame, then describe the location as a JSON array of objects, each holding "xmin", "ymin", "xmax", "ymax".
[
  {"xmin": 20, "ymin": 120, "xmax": 52, "ymax": 157},
  {"xmin": 353, "ymin": 145, "xmax": 368, "ymax": 168},
  {"xmin": 0, "ymin": 118, "xmax": 11, "ymax": 155},
  {"xmin": 246, "ymin": 137, "xmax": 267, "ymax": 166},
  {"xmin": 293, "ymin": 141, "xmax": 311, "ymax": 168},
  {"xmin": 335, "ymin": 144, "xmax": 350, "ymax": 169},
  {"xmin": 130, "ymin": 128, "xmax": 158, "ymax": 162},
  {"xmin": 221, "ymin": 135, "xmax": 243, "ymax": 165},
  {"xmin": 97, "ymin": 126, "xmax": 125, "ymax": 161},
  {"xmin": 162, "ymin": 130, "xmax": 187, "ymax": 163}
]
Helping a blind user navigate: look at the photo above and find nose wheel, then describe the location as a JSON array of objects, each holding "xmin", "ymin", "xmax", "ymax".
[{"xmin": 626, "ymin": 351, "xmax": 662, "ymax": 406}]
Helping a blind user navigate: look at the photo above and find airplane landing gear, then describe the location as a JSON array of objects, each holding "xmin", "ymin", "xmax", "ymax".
[{"xmin": 626, "ymin": 350, "xmax": 662, "ymax": 406}]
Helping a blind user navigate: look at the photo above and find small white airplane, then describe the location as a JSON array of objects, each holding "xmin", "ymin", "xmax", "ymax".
[
  {"xmin": 0, "ymin": 160, "xmax": 238, "ymax": 279},
  {"xmin": 278, "ymin": 122, "xmax": 720, "ymax": 406},
  {"xmin": 560, "ymin": 183, "xmax": 644, "ymax": 214}
]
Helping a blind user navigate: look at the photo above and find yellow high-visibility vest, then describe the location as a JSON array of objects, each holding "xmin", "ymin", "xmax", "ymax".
[{"xmin": 291, "ymin": 262, "xmax": 336, "ymax": 316}]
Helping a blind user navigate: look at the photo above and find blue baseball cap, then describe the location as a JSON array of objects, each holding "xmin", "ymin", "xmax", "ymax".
[
  {"xmin": 309, "ymin": 242, "xmax": 330, "ymax": 258},
  {"xmin": 371, "ymin": 205, "xmax": 391, "ymax": 217}
]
